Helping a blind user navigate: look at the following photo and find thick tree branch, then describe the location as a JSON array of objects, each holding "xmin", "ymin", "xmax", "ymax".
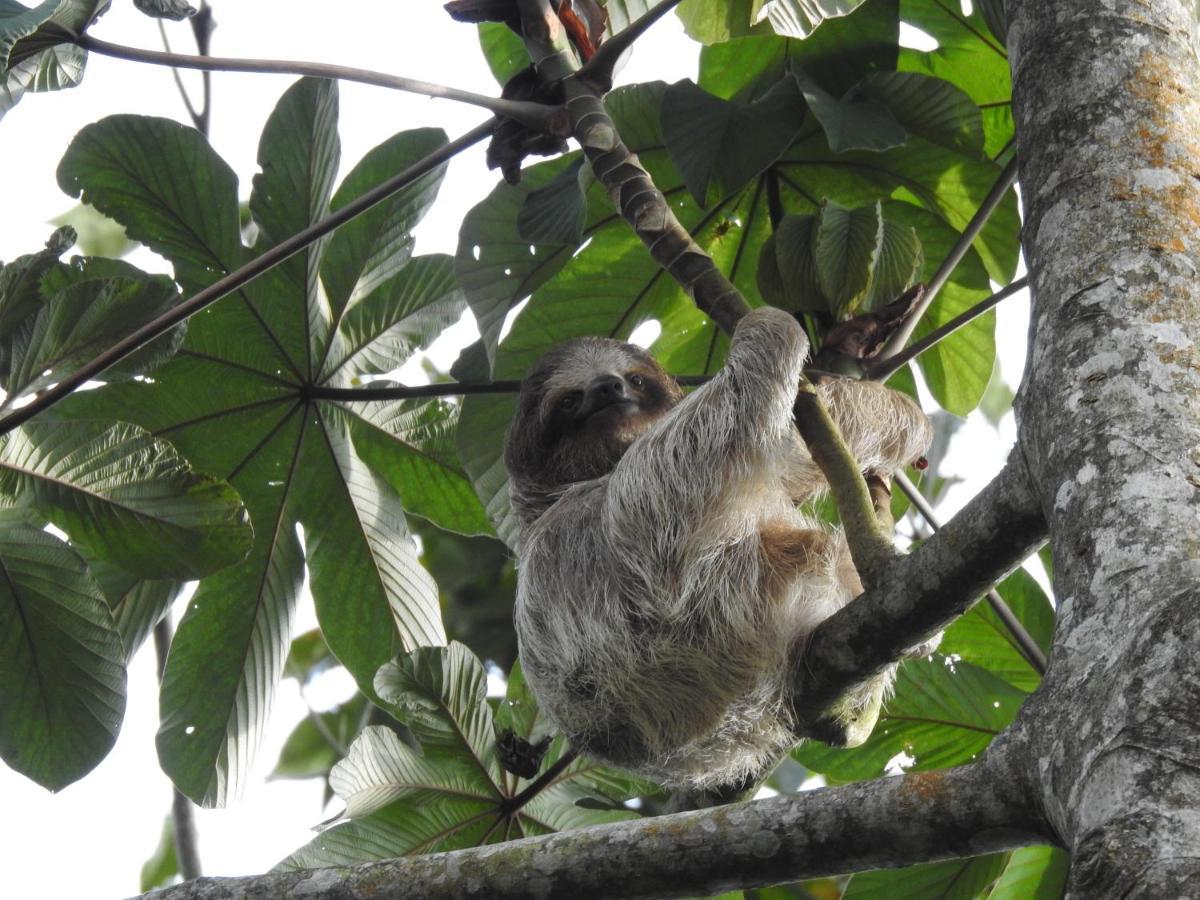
[
  {"xmin": 790, "ymin": 455, "xmax": 1047, "ymax": 733},
  {"xmin": 142, "ymin": 761, "xmax": 1048, "ymax": 900},
  {"xmin": 894, "ymin": 471, "xmax": 1048, "ymax": 675},
  {"xmin": 75, "ymin": 34, "xmax": 560, "ymax": 132},
  {"xmin": 578, "ymin": 0, "xmax": 685, "ymax": 86}
]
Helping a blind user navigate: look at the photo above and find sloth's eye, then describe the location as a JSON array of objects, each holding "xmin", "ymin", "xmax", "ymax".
[
  {"xmin": 628, "ymin": 374, "xmax": 646, "ymax": 389},
  {"xmin": 559, "ymin": 392, "xmax": 580, "ymax": 410}
]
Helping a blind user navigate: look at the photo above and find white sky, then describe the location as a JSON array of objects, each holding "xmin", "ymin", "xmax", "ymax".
[{"xmin": 0, "ymin": 4, "xmax": 1029, "ymax": 897}]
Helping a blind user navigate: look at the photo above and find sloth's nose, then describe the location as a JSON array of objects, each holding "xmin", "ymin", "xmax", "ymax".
[{"xmin": 590, "ymin": 375, "xmax": 626, "ymax": 400}]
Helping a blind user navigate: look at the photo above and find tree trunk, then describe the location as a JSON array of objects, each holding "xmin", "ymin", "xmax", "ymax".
[{"xmin": 1006, "ymin": 0, "xmax": 1200, "ymax": 894}]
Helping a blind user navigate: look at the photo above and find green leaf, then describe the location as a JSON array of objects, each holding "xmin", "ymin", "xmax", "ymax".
[
  {"xmin": 275, "ymin": 795, "xmax": 499, "ymax": 870},
  {"xmin": 320, "ymin": 127, "xmax": 448, "ymax": 328},
  {"xmin": 863, "ymin": 217, "xmax": 922, "ymax": 311},
  {"xmin": 56, "ymin": 115, "xmax": 244, "ymax": 292},
  {"xmin": 794, "ymin": 658, "xmax": 1024, "ymax": 782},
  {"xmin": 759, "ymin": 213, "xmax": 824, "ymax": 313},
  {"xmin": 516, "ymin": 156, "xmax": 589, "ymax": 246},
  {"xmin": 272, "ymin": 696, "xmax": 365, "ymax": 781},
  {"xmin": 899, "ymin": 0, "xmax": 1012, "ymax": 158},
  {"xmin": 455, "ymin": 152, "xmax": 586, "ymax": 366},
  {"xmin": 1, "ymin": 0, "xmax": 107, "ymax": 72},
  {"xmin": 139, "ymin": 817, "xmax": 180, "ymax": 892},
  {"xmin": 0, "ymin": 225, "xmax": 73, "ymax": 348},
  {"xmin": 0, "ymin": 421, "xmax": 252, "ymax": 580},
  {"xmin": 879, "ymin": 200, "xmax": 995, "ymax": 415},
  {"xmin": 300, "ymin": 409, "xmax": 444, "ymax": 704},
  {"xmin": 698, "ymin": 1, "xmax": 899, "ymax": 101},
  {"xmin": 941, "ymin": 567, "xmax": 1054, "ymax": 693},
  {"xmin": 133, "ymin": 0, "xmax": 194, "ymax": 20},
  {"xmin": 249, "ymin": 76, "xmax": 340, "ymax": 370},
  {"xmin": 478, "ymin": 21, "xmax": 528, "ymax": 85},
  {"xmin": 155, "ymin": 416, "xmax": 306, "ymax": 806},
  {"xmin": 348, "ymin": 396, "xmax": 493, "ymax": 537},
  {"xmin": 792, "ymin": 67, "xmax": 907, "ymax": 153},
  {"xmin": 2, "ymin": 261, "xmax": 182, "ymax": 406},
  {"xmin": 661, "ymin": 76, "xmax": 806, "ymax": 206},
  {"xmin": 375, "ymin": 642, "xmax": 495, "ymax": 764},
  {"xmin": 762, "ymin": 0, "xmax": 868, "ymax": 39},
  {"xmin": 677, "ymin": 0, "xmax": 768, "ymax": 44},
  {"xmin": 853, "ymin": 70, "xmax": 985, "ymax": 157},
  {"xmin": 85, "ymin": 554, "xmax": 184, "ymax": 665},
  {"xmin": 812, "ymin": 198, "xmax": 882, "ymax": 314},
  {"xmin": 49, "ymin": 203, "xmax": 133, "ymax": 258},
  {"xmin": 845, "ymin": 853, "xmax": 1008, "ymax": 899},
  {"xmin": 987, "ymin": 847, "xmax": 1069, "ymax": 899},
  {"xmin": 0, "ymin": 509, "xmax": 125, "ymax": 790},
  {"xmin": 320, "ymin": 254, "xmax": 465, "ymax": 381},
  {"xmin": 0, "ymin": 41, "xmax": 85, "ymax": 121}
]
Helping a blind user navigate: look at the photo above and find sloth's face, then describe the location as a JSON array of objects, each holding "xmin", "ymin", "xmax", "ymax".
[{"xmin": 506, "ymin": 338, "xmax": 684, "ymax": 494}]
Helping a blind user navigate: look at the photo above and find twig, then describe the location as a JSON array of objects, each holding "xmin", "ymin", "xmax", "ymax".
[
  {"xmin": 894, "ymin": 471, "xmax": 1048, "ymax": 675},
  {"xmin": 302, "ymin": 375, "xmax": 711, "ymax": 402},
  {"xmin": 75, "ymin": 34, "xmax": 560, "ymax": 132},
  {"xmin": 875, "ymin": 156, "xmax": 1019, "ymax": 361},
  {"xmin": 866, "ymin": 276, "xmax": 1028, "ymax": 381},
  {"xmin": 498, "ymin": 748, "xmax": 579, "ymax": 817},
  {"xmin": 0, "ymin": 120, "xmax": 495, "ymax": 437},
  {"xmin": 156, "ymin": 19, "xmax": 205, "ymax": 130},
  {"xmin": 153, "ymin": 615, "xmax": 202, "ymax": 881}
]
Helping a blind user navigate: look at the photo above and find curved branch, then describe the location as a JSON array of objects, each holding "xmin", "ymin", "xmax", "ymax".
[
  {"xmin": 76, "ymin": 34, "xmax": 560, "ymax": 131},
  {"xmin": 141, "ymin": 760, "xmax": 1048, "ymax": 899},
  {"xmin": 894, "ymin": 471, "xmax": 1048, "ymax": 675},
  {"xmin": 791, "ymin": 455, "xmax": 1047, "ymax": 733}
]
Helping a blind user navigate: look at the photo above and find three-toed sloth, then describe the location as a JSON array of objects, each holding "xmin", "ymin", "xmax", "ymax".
[{"xmin": 504, "ymin": 307, "xmax": 933, "ymax": 789}]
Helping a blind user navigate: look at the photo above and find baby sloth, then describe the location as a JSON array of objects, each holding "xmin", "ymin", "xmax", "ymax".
[{"xmin": 505, "ymin": 307, "xmax": 932, "ymax": 789}]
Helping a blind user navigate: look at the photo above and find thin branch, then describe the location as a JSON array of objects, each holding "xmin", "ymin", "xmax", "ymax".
[
  {"xmin": 75, "ymin": 34, "xmax": 560, "ymax": 132},
  {"xmin": 498, "ymin": 748, "xmax": 578, "ymax": 817},
  {"xmin": 894, "ymin": 471, "xmax": 1049, "ymax": 675},
  {"xmin": 157, "ymin": 19, "xmax": 204, "ymax": 130},
  {"xmin": 793, "ymin": 386, "xmax": 899, "ymax": 584},
  {"xmin": 153, "ymin": 616, "xmax": 202, "ymax": 881},
  {"xmin": 866, "ymin": 276, "xmax": 1029, "ymax": 381},
  {"xmin": 0, "ymin": 120, "xmax": 495, "ymax": 437},
  {"xmin": 578, "ymin": 0, "xmax": 686, "ymax": 84},
  {"xmin": 875, "ymin": 156, "xmax": 1019, "ymax": 362},
  {"xmin": 302, "ymin": 375, "xmax": 712, "ymax": 402},
  {"xmin": 139, "ymin": 760, "xmax": 1049, "ymax": 900},
  {"xmin": 791, "ymin": 455, "xmax": 1047, "ymax": 734}
]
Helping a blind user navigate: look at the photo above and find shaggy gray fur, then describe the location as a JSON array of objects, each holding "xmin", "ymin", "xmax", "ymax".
[{"xmin": 507, "ymin": 308, "xmax": 933, "ymax": 788}]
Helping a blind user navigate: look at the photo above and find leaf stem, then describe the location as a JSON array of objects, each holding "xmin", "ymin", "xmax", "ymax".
[
  {"xmin": 894, "ymin": 471, "xmax": 1049, "ymax": 675},
  {"xmin": 301, "ymin": 375, "xmax": 711, "ymax": 402},
  {"xmin": 75, "ymin": 34, "xmax": 560, "ymax": 131},
  {"xmin": 498, "ymin": 748, "xmax": 578, "ymax": 818},
  {"xmin": 866, "ymin": 276, "xmax": 1028, "ymax": 382},
  {"xmin": 0, "ymin": 120, "xmax": 495, "ymax": 437}
]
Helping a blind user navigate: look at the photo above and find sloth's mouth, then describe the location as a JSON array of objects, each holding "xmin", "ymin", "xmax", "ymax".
[{"xmin": 585, "ymin": 399, "xmax": 637, "ymax": 422}]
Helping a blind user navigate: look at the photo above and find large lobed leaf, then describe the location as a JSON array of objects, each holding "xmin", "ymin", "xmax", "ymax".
[
  {"xmin": 278, "ymin": 645, "xmax": 644, "ymax": 868},
  {"xmin": 56, "ymin": 77, "xmax": 481, "ymax": 804},
  {"xmin": 0, "ymin": 510, "xmax": 125, "ymax": 790}
]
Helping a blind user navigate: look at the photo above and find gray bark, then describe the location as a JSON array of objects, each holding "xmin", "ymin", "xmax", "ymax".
[
  {"xmin": 144, "ymin": 762, "xmax": 1043, "ymax": 900},
  {"xmin": 1007, "ymin": 0, "xmax": 1200, "ymax": 895}
]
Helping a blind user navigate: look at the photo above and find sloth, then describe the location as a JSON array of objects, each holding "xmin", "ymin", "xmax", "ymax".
[{"xmin": 504, "ymin": 307, "xmax": 933, "ymax": 789}]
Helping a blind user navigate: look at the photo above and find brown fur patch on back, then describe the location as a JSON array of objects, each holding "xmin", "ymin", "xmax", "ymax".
[{"xmin": 758, "ymin": 525, "xmax": 830, "ymax": 596}]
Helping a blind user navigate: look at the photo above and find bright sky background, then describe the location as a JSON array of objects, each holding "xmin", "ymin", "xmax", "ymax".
[{"xmin": 0, "ymin": 4, "xmax": 1029, "ymax": 897}]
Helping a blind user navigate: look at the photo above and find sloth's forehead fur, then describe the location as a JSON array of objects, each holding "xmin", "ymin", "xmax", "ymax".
[{"xmin": 533, "ymin": 338, "xmax": 649, "ymax": 395}]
